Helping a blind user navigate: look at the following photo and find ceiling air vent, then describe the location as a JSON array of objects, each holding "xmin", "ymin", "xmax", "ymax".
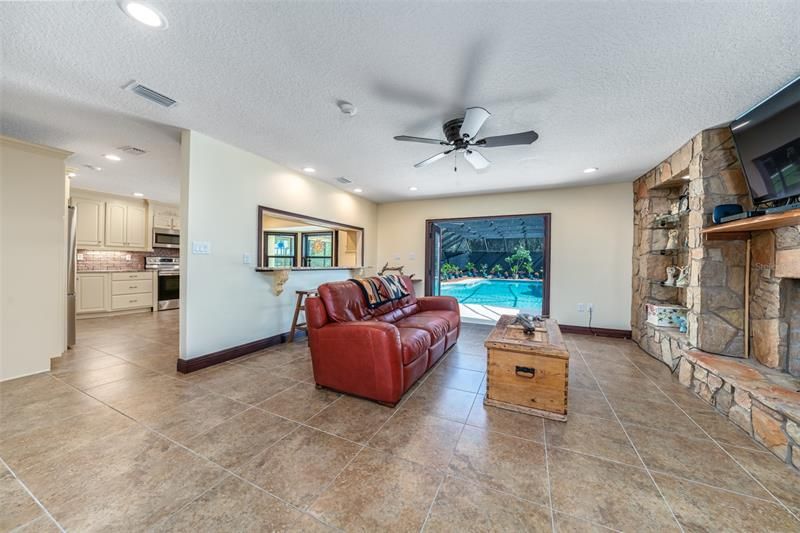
[
  {"xmin": 123, "ymin": 81, "xmax": 178, "ymax": 108},
  {"xmin": 117, "ymin": 145, "xmax": 147, "ymax": 156},
  {"xmin": 335, "ymin": 177, "xmax": 352, "ymax": 184}
]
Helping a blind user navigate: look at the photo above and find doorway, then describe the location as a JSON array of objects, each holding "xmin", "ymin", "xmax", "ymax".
[{"xmin": 425, "ymin": 214, "xmax": 551, "ymax": 323}]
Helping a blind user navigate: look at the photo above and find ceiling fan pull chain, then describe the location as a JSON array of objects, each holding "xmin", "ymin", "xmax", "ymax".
[{"xmin": 454, "ymin": 151, "xmax": 458, "ymax": 172}]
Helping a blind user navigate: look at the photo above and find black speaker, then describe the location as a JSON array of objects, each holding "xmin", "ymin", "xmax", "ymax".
[{"xmin": 713, "ymin": 204, "xmax": 743, "ymax": 224}]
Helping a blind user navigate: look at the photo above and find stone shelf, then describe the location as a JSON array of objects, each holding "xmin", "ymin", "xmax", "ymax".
[
  {"xmin": 702, "ymin": 208, "xmax": 800, "ymax": 240},
  {"xmin": 649, "ymin": 247, "xmax": 689, "ymax": 256}
]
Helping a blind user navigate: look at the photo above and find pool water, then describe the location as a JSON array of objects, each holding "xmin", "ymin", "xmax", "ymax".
[{"xmin": 439, "ymin": 279, "xmax": 543, "ymax": 312}]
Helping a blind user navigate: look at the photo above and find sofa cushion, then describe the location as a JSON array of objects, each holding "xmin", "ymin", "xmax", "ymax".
[
  {"xmin": 395, "ymin": 315, "xmax": 449, "ymax": 344},
  {"xmin": 413, "ymin": 310, "xmax": 459, "ymax": 332},
  {"xmin": 318, "ymin": 281, "xmax": 371, "ymax": 323},
  {"xmin": 398, "ymin": 327, "xmax": 431, "ymax": 365}
]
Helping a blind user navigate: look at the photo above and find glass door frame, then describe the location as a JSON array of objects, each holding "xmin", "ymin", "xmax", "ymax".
[{"xmin": 423, "ymin": 213, "xmax": 552, "ymax": 317}]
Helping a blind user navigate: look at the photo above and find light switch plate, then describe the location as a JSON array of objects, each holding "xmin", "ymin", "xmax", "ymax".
[
  {"xmin": 243, "ymin": 253, "xmax": 252, "ymax": 264},
  {"xmin": 192, "ymin": 241, "xmax": 211, "ymax": 255}
]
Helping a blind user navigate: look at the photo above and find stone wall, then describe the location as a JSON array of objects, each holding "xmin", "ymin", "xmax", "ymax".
[
  {"xmin": 750, "ymin": 226, "xmax": 800, "ymax": 375},
  {"xmin": 632, "ymin": 128, "xmax": 750, "ymax": 358}
]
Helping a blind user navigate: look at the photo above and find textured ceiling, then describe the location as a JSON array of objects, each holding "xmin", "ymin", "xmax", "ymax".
[{"xmin": 1, "ymin": 1, "xmax": 799, "ymax": 203}]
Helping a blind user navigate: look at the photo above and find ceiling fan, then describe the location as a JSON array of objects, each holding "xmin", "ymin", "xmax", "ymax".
[{"xmin": 394, "ymin": 107, "xmax": 538, "ymax": 171}]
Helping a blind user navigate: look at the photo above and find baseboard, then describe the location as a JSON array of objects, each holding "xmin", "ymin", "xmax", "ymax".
[
  {"xmin": 559, "ymin": 324, "xmax": 632, "ymax": 339},
  {"xmin": 176, "ymin": 330, "xmax": 307, "ymax": 373}
]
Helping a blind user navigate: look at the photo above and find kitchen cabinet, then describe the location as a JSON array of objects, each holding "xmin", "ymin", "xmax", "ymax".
[
  {"xmin": 74, "ymin": 197, "xmax": 105, "ymax": 246},
  {"xmin": 105, "ymin": 201, "xmax": 147, "ymax": 249},
  {"xmin": 153, "ymin": 214, "xmax": 180, "ymax": 230},
  {"xmin": 76, "ymin": 273, "xmax": 107, "ymax": 313},
  {"xmin": 76, "ymin": 271, "xmax": 154, "ymax": 316}
]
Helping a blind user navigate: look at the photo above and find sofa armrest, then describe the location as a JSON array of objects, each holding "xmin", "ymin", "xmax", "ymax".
[
  {"xmin": 308, "ymin": 321, "xmax": 404, "ymax": 403},
  {"xmin": 417, "ymin": 296, "xmax": 459, "ymax": 313}
]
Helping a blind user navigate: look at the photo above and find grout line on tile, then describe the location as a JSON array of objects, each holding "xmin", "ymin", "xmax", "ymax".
[
  {"xmin": 541, "ymin": 417, "xmax": 557, "ymax": 533},
  {"xmin": 602, "ymin": 340, "xmax": 800, "ymax": 523},
  {"xmin": 572, "ymin": 342, "xmax": 686, "ymax": 533},
  {"xmin": 0, "ymin": 456, "xmax": 66, "ymax": 533}
]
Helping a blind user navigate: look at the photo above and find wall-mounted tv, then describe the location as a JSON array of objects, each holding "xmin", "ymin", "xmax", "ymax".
[{"xmin": 731, "ymin": 77, "xmax": 800, "ymax": 206}]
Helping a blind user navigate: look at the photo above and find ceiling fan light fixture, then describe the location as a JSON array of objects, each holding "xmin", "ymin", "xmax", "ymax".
[{"xmin": 118, "ymin": 1, "xmax": 168, "ymax": 29}]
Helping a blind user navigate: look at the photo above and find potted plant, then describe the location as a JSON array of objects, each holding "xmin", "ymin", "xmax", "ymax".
[
  {"xmin": 490, "ymin": 264, "xmax": 503, "ymax": 278},
  {"xmin": 479, "ymin": 263, "xmax": 488, "ymax": 277},
  {"xmin": 465, "ymin": 262, "xmax": 476, "ymax": 277},
  {"xmin": 505, "ymin": 245, "xmax": 533, "ymax": 280}
]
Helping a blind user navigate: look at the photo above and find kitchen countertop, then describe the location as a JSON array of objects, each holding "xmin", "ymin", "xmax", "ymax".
[
  {"xmin": 255, "ymin": 266, "xmax": 364, "ymax": 272},
  {"xmin": 77, "ymin": 269, "xmax": 150, "ymax": 273}
]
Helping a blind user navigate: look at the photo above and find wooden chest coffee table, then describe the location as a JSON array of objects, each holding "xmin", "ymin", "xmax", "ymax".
[{"xmin": 484, "ymin": 315, "xmax": 569, "ymax": 421}]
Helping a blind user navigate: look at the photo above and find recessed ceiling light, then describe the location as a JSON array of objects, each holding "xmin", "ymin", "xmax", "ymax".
[
  {"xmin": 104, "ymin": 154, "xmax": 122, "ymax": 161},
  {"xmin": 133, "ymin": 192, "xmax": 145, "ymax": 197},
  {"xmin": 409, "ymin": 186, "xmax": 418, "ymax": 191},
  {"xmin": 302, "ymin": 167, "xmax": 316, "ymax": 173},
  {"xmin": 118, "ymin": 1, "xmax": 168, "ymax": 29},
  {"xmin": 583, "ymin": 167, "xmax": 598, "ymax": 173},
  {"xmin": 353, "ymin": 188, "xmax": 363, "ymax": 193}
]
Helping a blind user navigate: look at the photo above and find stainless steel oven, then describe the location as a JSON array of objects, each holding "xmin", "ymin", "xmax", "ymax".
[
  {"xmin": 146, "ymin": 257, "xmax": 180, "ymax": 310},
  {"xmin": 153, "ymin": 228, "xmax": 180, "ymax": 249}
]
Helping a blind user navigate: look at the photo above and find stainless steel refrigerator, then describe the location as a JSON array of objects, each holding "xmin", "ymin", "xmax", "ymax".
[{"xmin": 67, "ymin": 205, "xmax": 77, "ymax": 347}]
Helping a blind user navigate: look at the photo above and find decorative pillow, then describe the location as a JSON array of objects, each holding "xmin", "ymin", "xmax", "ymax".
[{"xmin": 350, "ymin": 275, "xmax": 410, "ymax": 309}]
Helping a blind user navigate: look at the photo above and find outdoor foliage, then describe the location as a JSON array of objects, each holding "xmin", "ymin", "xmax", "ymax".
[{"xmin": 505, "ymin": 245, "xmax": 533, "ymax": 278}]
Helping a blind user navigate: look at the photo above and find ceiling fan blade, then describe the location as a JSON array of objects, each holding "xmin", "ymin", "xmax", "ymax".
[
  {"xmin": 464, "ymin": 149, "xmax": 491, "ymax": 170},
  {"xmin": 394, "ymin": 135, "xmax": 448, "ymax": 145},
  {"xmin": 414, "ymin": 149, "xmax": 453, "ymax": 168},
  {"xmin": 459, "ymin": 107, "xmax": 491, "ymax": 139},
  {"xmin": 475, "ymin": 130, "xmax": 539, "ymax": 147}
]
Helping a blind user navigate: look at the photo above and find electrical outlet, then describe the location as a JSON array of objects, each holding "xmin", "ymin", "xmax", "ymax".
[
  {"xmin": 408, "ymin": 252, "xmax": 416, "ymax": 261},
  {"xmin": 577, "ymin": 303, "xmax": 585, "ymax": 312},
  {"xmin": 125, "ymin": 254, "xmax": 132, "ymax": 261},
  {"xmin": 243, "ymin": 253, "xmax": 252, "ymax": 264},
  {"xmin": 192, "ymin": 241, "xmax": 211, "ymax": 255}
]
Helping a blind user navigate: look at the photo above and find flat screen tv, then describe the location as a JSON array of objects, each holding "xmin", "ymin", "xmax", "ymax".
[{"xmin": 731, "ymin": 77, "xmax": 800, "ymax": 206}]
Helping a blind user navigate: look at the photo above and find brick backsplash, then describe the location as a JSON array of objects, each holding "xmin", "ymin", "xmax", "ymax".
[{"xmin": 77, "ymin": 248, "xmax": 179, "ymax": 271}]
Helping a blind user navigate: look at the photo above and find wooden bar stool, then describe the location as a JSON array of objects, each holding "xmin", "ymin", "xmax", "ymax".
[{"xmin": 288, "ymin": 289, "xmax": 318, "ymax": 342}]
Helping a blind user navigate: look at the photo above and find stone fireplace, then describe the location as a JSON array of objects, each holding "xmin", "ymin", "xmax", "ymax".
[
  {"xmin": 751, "ymin": 227, "xmax": 800, "ymax": 376},
  {"xmin": 632, "ymin": 127, "xmax": 800, "ymax": 471}
]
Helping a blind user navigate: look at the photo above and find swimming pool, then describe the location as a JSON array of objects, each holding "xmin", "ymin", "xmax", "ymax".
[{"xmin": 439, "ymin": 279, "xmax": 543, "ymax": 312}]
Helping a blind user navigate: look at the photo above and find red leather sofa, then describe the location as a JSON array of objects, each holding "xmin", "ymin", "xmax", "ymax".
[{"xmin": 305, "ymin": 275, "xmax": 460, "ymax": 405}]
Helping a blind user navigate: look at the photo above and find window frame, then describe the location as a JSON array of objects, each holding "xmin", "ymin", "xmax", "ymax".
[
  {"xmin": 263, "ymin": 231, "xmax": 298, "ymax": 268},
  {"xmin": 301, "ymin": 231, "xmax": 336, "ymax": 267}
]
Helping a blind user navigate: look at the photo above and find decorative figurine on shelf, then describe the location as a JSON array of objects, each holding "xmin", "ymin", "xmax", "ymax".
[
  {"xmin": 666, "ymin": 229, "xmax": 680, "ymax": 250},
  {"xmin": 676, "ymin": 265, "xmax": 690, "ymax": 287},
  {"xmin": 678, "ymin": 194, "xmax": 689, "ymax": 213},
  {"xmin": 676, "ymin": 316, "xmax": 688, "ymax": 334},
  {"xmin": 664, "ymin": 265, "xmax": 677, "ymax": 286},
  {"xmin": 670, "ymin": 199, "xmax": 680, "ymax": 215}
]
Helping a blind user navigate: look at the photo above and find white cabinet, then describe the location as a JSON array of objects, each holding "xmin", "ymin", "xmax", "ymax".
[
  {"xmin": 74, "ymin": 197, "xmax": 105, "ymax": 246},
  {"xmin": 104, "ymin": 201, "xmax": 147, "ymax": 249},
  {"xmin": 76, "ymin": 271, "xmax": 154, "ymax": 316},
  {"xmin": 76, "ymin": 273, "xmax": 108, "ymax": 313},
  {"xmin": 126, "ymin": 205, "xmax": 147, "ymax": 248},
  {"xmin": 153, "ymin": 213, "xmax": 180, "ymax": 230}
]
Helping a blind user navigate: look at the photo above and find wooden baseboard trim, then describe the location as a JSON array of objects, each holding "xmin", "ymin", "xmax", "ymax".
[
  {"xmin": 559, "ymin": 325, "xmax": 632, "ymax": 339},
  {"xmin": 176, "ymin": 330, "xmax": 307, "ymax": 373}
]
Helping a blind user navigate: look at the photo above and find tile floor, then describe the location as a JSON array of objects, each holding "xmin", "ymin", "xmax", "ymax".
[{"xmin": 1, "ymin": 312, "xmax": 799, "ymax": 531}]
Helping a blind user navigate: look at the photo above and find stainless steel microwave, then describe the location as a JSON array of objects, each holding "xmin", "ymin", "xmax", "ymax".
[{"xmin": 153, "ymin": 228, "xmax": 180, "ymax": 249}]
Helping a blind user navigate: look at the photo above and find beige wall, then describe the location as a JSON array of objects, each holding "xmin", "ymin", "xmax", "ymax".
[
  {"xmin": 180, "ymin": 131, "xmax": 378, "ymax": 360},
  {"xmin": 1, "ymin": 136, "xmax": 71, "ymax": 380},
  {"xmin": 377, "ymin": 182, "xmax": 633, "ymax": 329}
]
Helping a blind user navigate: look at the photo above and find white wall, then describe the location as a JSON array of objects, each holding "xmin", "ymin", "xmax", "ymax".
[
  {"xmin": 1, "ymin": 136, "xmax": 71, "ymax": 380},
  {"xmin": 180, "ymin": 131, "xmax": 378, "ymax": 360},
  {"xmin": 377, "ymin": 182, "xmax": 633, "ymax": 329}
]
